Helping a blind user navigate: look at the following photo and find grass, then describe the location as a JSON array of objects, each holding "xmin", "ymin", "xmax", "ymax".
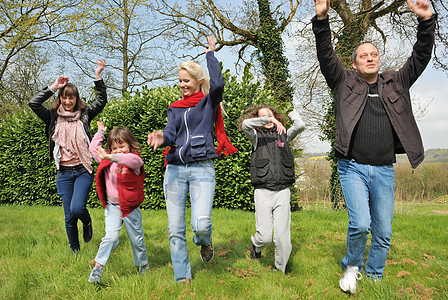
[{"xmin": 1, "ymin": 204, "xmax": 447, "ymax": 299}]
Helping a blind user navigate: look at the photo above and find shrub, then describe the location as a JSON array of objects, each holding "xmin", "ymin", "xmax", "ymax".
[{"xmin": 0, "ymin": 65, "xmax": 302, "ymax": 210}]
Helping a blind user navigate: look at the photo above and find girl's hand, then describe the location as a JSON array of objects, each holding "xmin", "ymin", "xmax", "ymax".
[
  {"xmin": 205, "ymin": 35, "xmax": 216, "ymax": 53},
  {"xmin": 95, "ymin": 59, "xmax": 106, "ymax": 80},
  {"xmin": 147, "ymin": 130, "xmax": 165, "ymax": 150},
  {"xmin": 49, "ymin": 76, "xmax": 69, "ymax": 92},
  {"xmin": 95, "ymin": 146, "xmax": 112, "ymax": 161},
  {"xmin": 97, "ymin": 121, "xmax": 107, "ymax": 132},
  {"xmin": 269, "ymin": 117, "xmax": 286, "ymax": 135}
]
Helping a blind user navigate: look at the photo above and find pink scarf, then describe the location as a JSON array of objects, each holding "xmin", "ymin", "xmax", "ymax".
[{"xmin": 52, "ymin": 106, "xmax": 93, "ymax": 173}]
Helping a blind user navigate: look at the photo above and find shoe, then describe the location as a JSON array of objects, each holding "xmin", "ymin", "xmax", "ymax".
[
  {"xmin": 178, "ymin": 278, "xmax": 190, "ymax": 284},
  {"xmin": 200, "ymin": 241, "xmax": 214, "ymax": 262},
  {"xmin": 83, "ymin": 222, "xmax": 93, "ymax": 243},
  {"xmin": 139, "ymin": 264, "xmax": 149, "ymax": 275},
  {"xmin": 88, "ymin": 266, "xmax": 103, "ymax": 284},
  {"xmin": 339, "ymin": 266, "xmax": 362, "ymax": 294},
  {"xmin": 250, "ymin": 242, "xmax": 261, "ymax": 259}
]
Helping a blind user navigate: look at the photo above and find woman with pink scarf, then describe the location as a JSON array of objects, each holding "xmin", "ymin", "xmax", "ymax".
[{"xmin": 29, "ymin": 60, "xmax": 108, "ymax": 252}]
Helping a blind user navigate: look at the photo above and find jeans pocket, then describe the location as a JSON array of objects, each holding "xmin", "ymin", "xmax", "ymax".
[{"xmin": 56, "ymin": 171, "xmax": 62, "ymax": 182}]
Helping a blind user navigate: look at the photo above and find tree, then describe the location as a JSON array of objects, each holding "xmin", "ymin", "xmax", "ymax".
[
  {"xmin": 0, "ymin": 0, "xmax": 95, "ymax": 82},
  {"xmin": 57, "ymin": 0, "xmax": 178, "ymax": 95},
  {"xmin": 0, "ymin": 46, "xmax": 52, "ymax": 116},
  {"xmin": 150, "ymin": 0, "xmax": 301, "ymax": 104},
  {"xmin": 291, "ymin": 0, "xmax": 448, "ymax": 208},
  {"xmin": 0, "ymin": 0, "xmax": 98, "ymax": 114}
]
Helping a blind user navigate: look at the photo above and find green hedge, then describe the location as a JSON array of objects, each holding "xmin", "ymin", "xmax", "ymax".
[{"xmin": 0, "ymin": 65, "xmax": 300, "ymax": 210}]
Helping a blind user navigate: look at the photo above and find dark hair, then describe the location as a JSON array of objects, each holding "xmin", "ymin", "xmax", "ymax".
[
  {"xmin": 238, "ymin": 104, "xmax": 287, "ymax": 130},
  {"xmin": 352, "ymin": 42, "xmax": 379, "ymax": 63},
  {"xmin": 51, "ymin": 83, "xmax": 86, "ymax": 111},
  {"xmin": 106, "ymin": 127, "xmax": 141, "ymax": 153}
]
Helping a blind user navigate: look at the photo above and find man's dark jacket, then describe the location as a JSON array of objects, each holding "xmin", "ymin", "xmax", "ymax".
[{"xmin": 312, "ymin": 15, "xmax": 436, "ymax": 169}]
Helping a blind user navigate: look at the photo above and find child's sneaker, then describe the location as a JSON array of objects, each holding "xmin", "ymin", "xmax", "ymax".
[
  {"xmin": 250, "ymin": 242, "xmax": 261, "ymax": 259},
  {"xmin": 88, "ymin": 266, "xmax": 103, "ymax": 284},
  {"xmin": 339, "ymin": 266, "xmax": 362, "ymax": 294},
  {"xmin": 139, "ymin": 264, "xmax": 149, "ymax": 275}
]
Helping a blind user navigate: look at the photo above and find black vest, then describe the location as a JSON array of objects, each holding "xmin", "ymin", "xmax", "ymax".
[{"xmin": 250, "ymin": 128, "xmax": 295, "ymax": 191}]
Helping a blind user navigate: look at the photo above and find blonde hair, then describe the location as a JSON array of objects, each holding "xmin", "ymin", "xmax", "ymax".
[{"xmin": 179, "ymin": 61, "xmax": 210, "ymax": 95}]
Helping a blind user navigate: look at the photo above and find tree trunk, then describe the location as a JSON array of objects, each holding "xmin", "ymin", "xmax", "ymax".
[{"xmin": 256, "ymin": 0, "xmax": 293, "ymax": 104}]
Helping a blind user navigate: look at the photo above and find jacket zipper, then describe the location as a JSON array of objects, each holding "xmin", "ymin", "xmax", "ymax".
[{"xmin": 178, "ymin": 108, "xmax": 190, "ymax": 164}]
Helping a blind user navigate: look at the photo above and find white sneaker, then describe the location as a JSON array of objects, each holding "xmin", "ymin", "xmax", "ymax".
[{"xmin": 339, "ymin": 266, "xmax": 362, "ymax": 294}]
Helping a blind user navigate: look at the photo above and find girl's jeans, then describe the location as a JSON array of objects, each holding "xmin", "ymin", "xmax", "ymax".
[
  {"xmin": 164, "ymin": 159, "xmax": 215, "ymax": 282},
  {"xmin": 338, "ymin": 159, "xmax": 395, "ymax": 279},
  {"xmin": 56, "ymin": 164, "xmax": 93, "ymax": 251},
  {"xmin": 94, "ymin": 204, "xmax": 148, "ymax": 267}
]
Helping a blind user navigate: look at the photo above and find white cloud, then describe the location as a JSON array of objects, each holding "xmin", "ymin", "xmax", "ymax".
[{"xmin": 414, "ymin": 67, "xmax": 448, "ymax": 150}]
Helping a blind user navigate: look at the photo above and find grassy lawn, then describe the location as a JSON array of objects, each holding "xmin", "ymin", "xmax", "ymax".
[{"xmin": 1, "ymin": 203, "xmax": 447, "ymax": 299}]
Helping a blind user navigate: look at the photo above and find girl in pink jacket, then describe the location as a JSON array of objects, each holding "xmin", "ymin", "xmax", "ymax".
[{"xmin": 88, "ymin": 121, "xmax": 148, "ymax": 284}]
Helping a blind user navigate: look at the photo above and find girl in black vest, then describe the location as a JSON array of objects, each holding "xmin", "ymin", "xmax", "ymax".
[{"xmin": 239, "ymin": 105, "xmax": 305, "ymax": 273}]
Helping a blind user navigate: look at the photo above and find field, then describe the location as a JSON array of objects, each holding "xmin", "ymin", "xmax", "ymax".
[
  {"xmin": 296, "ymin": 160, "xmax": 448, "ymax": 204},
  {"xmin": 1, "ymin": 160, "xmax": 447, "ymax": 299},
  {"xmin": 1, "ymin": 203, "xmax": 447, "ymax": 299}
]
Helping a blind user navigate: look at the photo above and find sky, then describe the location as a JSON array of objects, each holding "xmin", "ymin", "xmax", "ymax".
[
  {"xmin": 413, "ymin": 67, "xmax": 448, "ymax": 151},
  {"xmin": 301, "ymin": 65, "xmax": 448, "ymax": 154},
  {"xmin": 208, "ymin": 2, "xmax": 448, "ymax": 154}
]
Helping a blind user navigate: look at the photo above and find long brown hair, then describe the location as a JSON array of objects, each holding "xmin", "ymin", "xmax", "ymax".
[
  {"xmin": 51, "ymin": 83, "xmax": 86, "ymax": 111},
  {"xmin": 106, "ymin": 127, "xmax": 141, "ymax": 153},
  {"xmin": 238, "ymin": 104, "xmax": 287, "ymax": 130}
]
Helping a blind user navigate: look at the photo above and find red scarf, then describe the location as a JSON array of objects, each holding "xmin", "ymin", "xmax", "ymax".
[{"xmin": 162, "ymin": 91, "xmax": 237, "ymax": 165}]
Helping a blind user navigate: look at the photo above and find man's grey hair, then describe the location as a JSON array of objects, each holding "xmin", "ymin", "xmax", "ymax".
[{"xmin": 352, "ymin": 42, "xmax": 379, "ymax": 62}]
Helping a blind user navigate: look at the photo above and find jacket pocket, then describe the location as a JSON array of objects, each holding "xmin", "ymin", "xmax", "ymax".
[
  {"xmin": 254, "ymin": 159, "xmax": 269, "ymax": 178},
  {"xmin": 281, "ymin": 159, "xmax": 294, "ymax": 177},
  {"xmin": 340, "ymin": 79, "xmax": 364, "ymax": 105},
  {"xmin": 386, "ymin": 87, "xmax": 408, "ymax": 114},
  {"xmin": 191, "ymin": 135, "xmax": 206, "ymax": 158}
]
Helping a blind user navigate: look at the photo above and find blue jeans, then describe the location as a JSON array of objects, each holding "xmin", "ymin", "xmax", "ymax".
[
  {"xmin": 56, "ymin": 165, "xmax": 93, "ymax": 251},
  {"xmin": 338, "ymin": 159, "xmax": 395, "ymax": 279},
  {"xmin": 95, "ymin": 204, "xmax": 148, "ymax": 267},
  {"xmin": 164, "ymin": 159, "xmax": 215, "ymax": 282}
]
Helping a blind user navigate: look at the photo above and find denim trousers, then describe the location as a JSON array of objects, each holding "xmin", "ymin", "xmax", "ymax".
[
  {"xmin": 337, "ymin": 159, "xmax": 395, "ymax": 279},
  {"xmin": 94, "ymin": 204, "xmax": 148, "ymax": 267},
  {"xmin": 164, "ymin": 159, "xmax": 215, "ymax": 282},
  {"xmin": 56, "ymin": 165, "xmax": 93, "ymax": 251},
  {"xmin": 251, "ymin": 187, "xmax": 292, "ymax": 273}
]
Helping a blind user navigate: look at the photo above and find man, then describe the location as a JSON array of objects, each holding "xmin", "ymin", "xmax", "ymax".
[{"xmin": 312, "ymin": 0, "xmax": 436, "ymax": 294}]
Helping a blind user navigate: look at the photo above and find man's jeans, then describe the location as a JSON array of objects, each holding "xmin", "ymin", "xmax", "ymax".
[
  {"xmin": 164, "ymin": 159, "xmax": 215, "ymax": 282},
  {"xmin": 337, "ymin": 159, "xmax": 395, "ymax": 279},
  {"xmin": 56, "ymin": 165, "xmax": 93, "ymax": 251}
]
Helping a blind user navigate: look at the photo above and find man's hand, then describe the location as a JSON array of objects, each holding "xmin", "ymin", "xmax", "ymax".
[
  {"xmin": 407, "ymin": 0, "xmax": 433, "ymax": 20},
  {"xmin": 315, "ymin": 0, "xmax": 330, "ymax": 20}
]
